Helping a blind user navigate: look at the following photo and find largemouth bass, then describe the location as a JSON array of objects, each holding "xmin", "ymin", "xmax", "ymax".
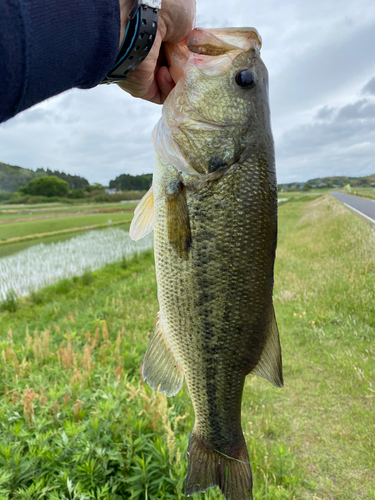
[{"xmin": 130, "ymin": 26, "xmax": 283, "ymax": 500}]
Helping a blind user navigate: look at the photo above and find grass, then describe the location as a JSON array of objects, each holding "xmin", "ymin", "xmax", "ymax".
[
  {"xmin": 0, "ymin": 220, "xmax": 133, "ymax": 249},
  {"xmin": 347, "ymin": 188, "xmax": 375, "ymax": 201},
  {"xmin": 0, "ymin": 194, "xmax": 374, "ymax": 499},
  {"xmin": 0, "ymin": 202, "xmax": 138, "ymax": 220},
  {"xmin": 0, "ymin": 190, "xmax": 146, "ymax": 206},
  {"xmin": 0, "ymin": 213, "xmax": 134, "ymax": 241}
]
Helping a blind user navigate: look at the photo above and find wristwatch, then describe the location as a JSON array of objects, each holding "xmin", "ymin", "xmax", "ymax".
[{"xmin": 101, "ymin": 0, "xmax": 161, "ymax": 84}]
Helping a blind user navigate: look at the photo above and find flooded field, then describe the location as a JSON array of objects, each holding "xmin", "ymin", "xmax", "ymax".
[{"xmin": 0, "ymin": 227, "xmax": 153, "ymax": 300}]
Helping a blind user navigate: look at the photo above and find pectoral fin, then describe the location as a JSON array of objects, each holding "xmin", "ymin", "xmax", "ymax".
[
  {"xmin": 251, "ymin": 305, "xmax": 283, "ymax": 388},
  {"xmin": 142, "ymin": 315, "xmax": 184, "ymax": 397},
  {"xmin": 129, "ymin": 186, "xmax": 154, "ymax": 241},
  {"xmin": 166, "ymin": 181, "xmax": 192, "ymax": 260}
]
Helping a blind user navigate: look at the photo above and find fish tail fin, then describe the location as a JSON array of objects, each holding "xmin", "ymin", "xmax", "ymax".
[{"xmin": 185, "ymin": 431, "xmax": 253, "ymax": 500}]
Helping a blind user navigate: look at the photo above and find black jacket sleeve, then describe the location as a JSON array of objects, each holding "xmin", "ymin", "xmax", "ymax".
[{"xmin": 0, "ymin": 0, "xmax": 120, "ymax": 123}]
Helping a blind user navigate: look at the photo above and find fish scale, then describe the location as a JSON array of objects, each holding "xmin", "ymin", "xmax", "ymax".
[{"xmin": 130, "ymin": 26, "xmax": 283, "ymax": 500}]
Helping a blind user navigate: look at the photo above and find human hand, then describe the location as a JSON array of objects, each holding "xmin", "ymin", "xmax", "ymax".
[{"xmin": 117, "ymin": 0, "xmax": 196, "ymax": 104}]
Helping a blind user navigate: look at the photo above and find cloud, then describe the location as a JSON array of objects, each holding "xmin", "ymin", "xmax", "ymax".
[
  {"xmin": 276, "ymin": 96, "xmax": 375, "ymax": 181},
  {"xmin": 362, "ymin": 76, "xmax": 375, "ymax": 95},
  {"xmin": 0, "ymin": 85, "xmax": 161, "ymax": 184},
  {"xmin": 279, "ymin": 98, "xmax": 375, "ymax": 154},
  {"xmin": 315, "ymin": 106, "xmax": 335, "ymax": 120},
  {"xmin": 336, "ymin": 99, "xmax": 375, "ymax": 120},
  {"xmin": 270, "ymin": 22, "xmax": 375, "ymax": 118}
]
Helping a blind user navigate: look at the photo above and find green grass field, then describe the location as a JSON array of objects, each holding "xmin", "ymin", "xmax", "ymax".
[
  {"xmin": 0, "ymin": 202, "xmax": 139, "ymax": 220},
  {"xmin": 0, "ymin": 194, "xmax": 374, "ymax": 499},
  {"xmin": 0, "ymin": 202, "xmax": 138, "ymax": 258},
  {"xmin": 0, "ymin": 213, "xmax": 134, "ymax": 241},
  {"xmin": 348, "ymin": 188, "xmax": 375, "ymax": 201}
]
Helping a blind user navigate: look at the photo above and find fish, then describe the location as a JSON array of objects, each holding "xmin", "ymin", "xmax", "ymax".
[{"xmin": 130, "ymin": 26, "xmax": 283, "ymax": 500}]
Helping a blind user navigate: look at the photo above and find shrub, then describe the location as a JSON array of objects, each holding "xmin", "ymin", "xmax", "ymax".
[
  {"xmin": 67, "ymin": 188, "xmax": 85, "ymax": 199},
  {"xmin": 56, "ymin": 279, "xmax": 72, "ymax": 294},
  {"xmin": 0, "ymin": 191, "xmax": 12, "ymax": 202},
  {"xmin": 30, "ymin": 290, "xmax": 45, "ymax": 305},
  {"xmin": 120, "ymin": 256, "xmax": 128, "ymax": 269},
  {"xmin": 19, "ymin": 176, "xmax": 70, "ymax": 197},
  {"xmin": 0, "ymin": 289, "xmax": 17, "ymax": 312},
  {"xmin": 81, "ymin": 270, "xmax": 94, "ymax": 285}
]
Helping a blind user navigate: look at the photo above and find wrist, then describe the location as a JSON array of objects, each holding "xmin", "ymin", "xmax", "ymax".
[{"xmin": 119, "ymin": 0, "xmax": 134, "ymax": 49}]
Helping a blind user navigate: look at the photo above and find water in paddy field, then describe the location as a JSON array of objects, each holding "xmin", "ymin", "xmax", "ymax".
[{"xmin": 0, "ymin": 228, "xmax": 154, "ymax": 301}]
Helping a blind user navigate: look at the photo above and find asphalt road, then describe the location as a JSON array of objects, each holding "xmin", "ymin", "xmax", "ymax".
[{"xmin": 330, "ymin": 192, "xmax": 375, "ymax": 223}]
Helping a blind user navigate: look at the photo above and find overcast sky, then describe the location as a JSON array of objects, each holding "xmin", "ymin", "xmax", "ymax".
[{"xmin": 1, "ymin": 0, "xmax": 375, "ymax": 185}]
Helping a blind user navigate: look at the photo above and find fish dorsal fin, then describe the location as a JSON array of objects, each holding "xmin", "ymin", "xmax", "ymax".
[
  {"xmin": 142, "ymin": 315, "xmax": 184, "ymax": 397},
  {"xmin": 129, "ymin": 186, "xmax": 154, "ymax": 241},
  {"xmin": 166, "ymin": 182, "xmax": 192, "ymax": 260},
  {"xmin": 251, "ymin": 305, "xmax": 283, "ymax": 388}
]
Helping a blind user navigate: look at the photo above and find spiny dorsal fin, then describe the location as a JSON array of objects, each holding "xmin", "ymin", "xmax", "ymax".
[
  {"xmin": 129, "ymin": 186, "xmax": 154, "ymax": 241},
  {"xmin": 142, "ymin": 315, "xmax": 184, "ymax": 397},
  {"xmin": 251, "ymin": 305, "xmax": 283, "ymax": 388},
  {"xmin": 166, "ymin": 182, "xmax": 191, "ymax": 260}
]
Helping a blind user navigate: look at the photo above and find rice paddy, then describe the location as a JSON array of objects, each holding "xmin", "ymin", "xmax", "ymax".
[{"xmin": 0, "ymin": 228, "xmax": 153, "ymax": 301}]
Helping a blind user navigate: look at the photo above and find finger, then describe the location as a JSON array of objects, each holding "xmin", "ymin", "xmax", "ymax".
[
  {"xmin": 156, "ymin": 66, "xmax": 175, "ymax": 99},
  {"xmin": 161, "ymin": 0, "xmax": 196, "ymax": 44}
]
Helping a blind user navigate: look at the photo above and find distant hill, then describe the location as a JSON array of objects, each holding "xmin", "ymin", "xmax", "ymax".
[
  {"xmin": 0, "ymin": 162, "xmax": 89, "ymax": 192},
  {"xmin": 109, "ymin": 173, "xmax": 152, "ymax": 191},
  {"xmin": 279, "ymin": 174, "xmax": 375, "ymax": 191}
]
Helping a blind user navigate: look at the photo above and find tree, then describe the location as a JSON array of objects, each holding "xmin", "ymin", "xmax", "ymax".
[
  {"xmin": 109, "ymin": 173, "xmax": 152, "ymax": 191},
  {"xmin": 44, "ymin": 168, "xmax": 89, "ymax": 189},
  {"xmin": 19, "ymin": 176, "xmax": 70, "ymax": 197}
]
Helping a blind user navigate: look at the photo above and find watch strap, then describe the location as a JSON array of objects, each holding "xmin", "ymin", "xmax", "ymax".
[{"xmin": 101, "ymin": 2, "xmax": 159, "ymax": 84}]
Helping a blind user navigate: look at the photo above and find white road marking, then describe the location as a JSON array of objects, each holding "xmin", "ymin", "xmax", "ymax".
[{"xmin": 343, "ymin": 203, "xmax": 375, "ymax": 224}]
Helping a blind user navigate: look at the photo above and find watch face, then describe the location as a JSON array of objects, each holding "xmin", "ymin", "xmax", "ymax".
[{"xmin": 144, "ymin": 0, "xmax": 162, "ymax": 8}]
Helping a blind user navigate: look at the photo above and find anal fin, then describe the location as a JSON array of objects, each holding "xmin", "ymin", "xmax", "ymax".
[
  {"xmin": 251, "ymin": 305, "xmax": 283, "ymax": 388},
  {"xmin": 129, "ymin": 186, "xmax": 154, "ymax": 241},
  {"xmin": 142, "ymin": 315, "xmax": 184, "ymax": 397}
]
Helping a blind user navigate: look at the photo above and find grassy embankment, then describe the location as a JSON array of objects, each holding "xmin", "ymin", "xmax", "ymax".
[
  {"xmin": 0, "ymin": 203, "xmax": 138, "ymax": 258},
  {"xmin": 0, "ymin": 194, "xmax": 374, "ymax": 499},
  {"xmin": 347, "ymin": 188, "xmax": 375, "ymax": 201}
]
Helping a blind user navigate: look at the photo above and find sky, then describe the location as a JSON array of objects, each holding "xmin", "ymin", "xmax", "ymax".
[{"xmin": 1, "ymin": 0, "xmax": 375, "ymax": 185}]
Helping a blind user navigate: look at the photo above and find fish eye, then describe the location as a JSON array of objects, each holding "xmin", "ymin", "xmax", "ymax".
[{"xmin": 235, "ymin": 70, "xmax": 256, "ymax": 89}]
